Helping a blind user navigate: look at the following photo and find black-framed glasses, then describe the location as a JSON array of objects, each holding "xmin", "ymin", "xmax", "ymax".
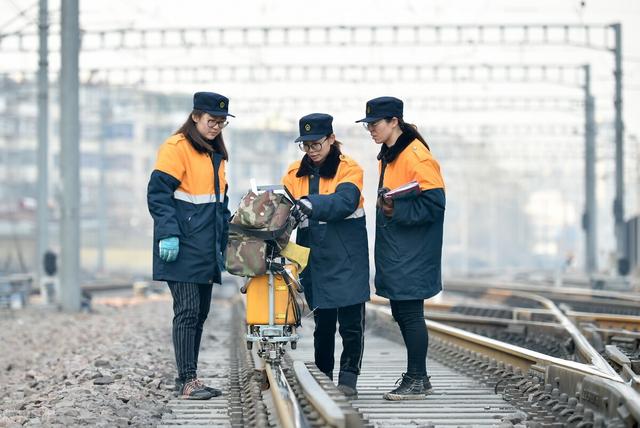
[
  {"xmin": 207, "ymin": 119, "xmax": 229, "ymax": 129},
  {"xmin": 298, "ymin": 137, "xmax": 328, "ymax": 152},
  {"xmin": 362, "ymin": 119, "xmax": 385, "ymax": 131}
]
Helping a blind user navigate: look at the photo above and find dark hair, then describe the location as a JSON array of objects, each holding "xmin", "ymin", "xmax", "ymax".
[
  {"xmin": 385, "ymin": 117, "xmax": 430, "ymax": 151},
  {"xmin": 329, "ymin": 133, "xmax": 343, "ymax": 150},
  {"xmin": 174, "ymin": 109, "xmax": 229, "ymax": 160}
]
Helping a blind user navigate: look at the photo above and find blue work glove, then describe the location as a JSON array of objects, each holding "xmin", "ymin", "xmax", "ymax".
[{"xmin": 159, "ymin": 236, "xmax": 179, "ymax": 262}]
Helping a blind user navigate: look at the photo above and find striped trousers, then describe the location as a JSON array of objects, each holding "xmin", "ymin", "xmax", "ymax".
[{"xmin": 167, "ymin": 282, "xmax": 213, "ymax": 381}]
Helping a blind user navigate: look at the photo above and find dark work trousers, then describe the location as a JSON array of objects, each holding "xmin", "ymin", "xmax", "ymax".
[
  {"xmin": 167, "ymin": 282, "xmax": 213, "ymax": 381},
  {"xmin": 390, "ymin": 299, "xmax": 428, "ymax": 378},
  {"xmin": 313, "ymin": 302, "xmax": 365, "ymax": 388}
]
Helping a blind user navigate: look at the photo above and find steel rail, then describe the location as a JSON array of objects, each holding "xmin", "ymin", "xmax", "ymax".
[
  {"xmin": 292, "ymin": 361, "xmax": 346, "ymax": 428},
  {"xmin": 445, "ymin": 278, "xmax": 640, "ymax": 303},
  {"xmin": 375, "ymin": 292, "xmax": 621, "ymax": 377},
  {"xmin": 368, "ymin": 302, "xmax": 621, "ymax": 382},
  {"xmin": 423, "ymin": 311, "xmax": 559, "ymax": 327},
  {"xmin": 368, "ymin": 302, "xmax": 640, "ymax": 424},
  {"xmin": 567, "ymin": 310, "xmax": 640, "ymax": 327},
  {"xmin": 264, "ymin": 361, "xmax": 309, "ymax": 428},
  {"xmin": 487, "ymin": 289, "xmax": 621, "ymax": 378}
]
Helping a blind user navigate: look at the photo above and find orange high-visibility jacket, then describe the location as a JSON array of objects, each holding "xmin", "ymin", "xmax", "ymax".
[
  {"xmin": 147, "ymin": 133, "xmax": 230, "ymax": 284},
  {"xmin": 375, "ymin": 133, "xmax": 445, "ymax": 300}
]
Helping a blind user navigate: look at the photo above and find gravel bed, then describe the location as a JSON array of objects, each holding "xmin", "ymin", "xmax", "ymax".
[{"xmin": 0, "ymin": 295, "xmax": 177, "ymax": 427}]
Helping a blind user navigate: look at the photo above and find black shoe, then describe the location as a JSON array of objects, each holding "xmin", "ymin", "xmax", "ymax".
[
  {"xmin": 199, "ymin": 381, "xmax": 222, "ymax": 397},
  {"xmin": 337, "ymin": 384, "xmax": 358, "ymax": 398},
  {"xmin": 176, "ymin": 377, "xmax": 221, "ymax": 398},
  {"xmin": 174, "ymin": 378, "xmax": 183, "ymax": 397},
  {"xmin": 179, "ymin": 378, "xmax": 214, "ymax": 400},
  {"xmin": 424, "ymin": 375, "xmax": 433, "ymax": 395},
  {"xmin": 383, "ymin": 373, "xmax": 429, "ymax": 401}
]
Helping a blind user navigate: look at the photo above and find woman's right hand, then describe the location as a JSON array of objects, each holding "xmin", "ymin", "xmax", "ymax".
[{"xmin": 159, "ymin": 236, "xmax": 180, "ymax": 262}]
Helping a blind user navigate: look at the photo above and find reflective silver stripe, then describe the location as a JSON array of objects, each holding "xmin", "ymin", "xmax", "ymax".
[
  {"xmin": 298, "ymin": 207, "xmax": 364, "ymax": 229},
  {"xmin": 173, "ymin": 190, "xmax": 218, "ymax": 204},
  {"xmin": 345, "ymin": 207, "xmax": 365, "ymax": 220}
]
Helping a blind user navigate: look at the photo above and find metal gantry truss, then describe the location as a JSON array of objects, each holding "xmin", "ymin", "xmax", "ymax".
[
  {"xmin": 223, "ymin": 96, "xmax": 584, "ymax": 113},
  {"xmin": 0, "ymin": 63, "xmax": 589, "ymax": 86},
  {"xmin": 0, "ymin": 20, "xmax": 625, "ymax": 275},
  {"xmin": 0, "ymin": 23, "xmax": 619, "ymax": 52}
]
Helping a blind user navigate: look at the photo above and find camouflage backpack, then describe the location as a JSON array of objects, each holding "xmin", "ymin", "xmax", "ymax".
[{"xmin": 225, "ymin": 190, "xmax": 295, "ymax": 277}]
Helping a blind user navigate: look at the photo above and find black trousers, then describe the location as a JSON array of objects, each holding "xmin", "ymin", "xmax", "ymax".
[
  {"xmin": 313, "ymin": 302, "xmax": 365, "ymax": 388},
  {"xmin": 167, "ymin": 282, "xmax": 213, "ymax": 381},
  {"xmin": 390, "ymin": 299, "xmax": 428, "ymax": 378}
]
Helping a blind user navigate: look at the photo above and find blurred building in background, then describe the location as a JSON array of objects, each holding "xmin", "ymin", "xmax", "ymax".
[{"xmin": 1, "ymin": 0, "xmax": 639, "ymax": 281}]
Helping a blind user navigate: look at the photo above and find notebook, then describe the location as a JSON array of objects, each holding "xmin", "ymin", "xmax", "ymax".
[{"xmin": 383, "ymin": 180, "xmax": 421, "ymax": 201}]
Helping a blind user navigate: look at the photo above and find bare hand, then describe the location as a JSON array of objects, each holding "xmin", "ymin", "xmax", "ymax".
[{"xmin": 381, "ymin": 199, "xmax": 394, "ymax": 217}]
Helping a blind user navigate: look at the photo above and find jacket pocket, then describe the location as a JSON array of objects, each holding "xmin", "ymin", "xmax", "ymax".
[{"xmin": 179, "ymin": 206, "xmax": 198, "ymax": 238}]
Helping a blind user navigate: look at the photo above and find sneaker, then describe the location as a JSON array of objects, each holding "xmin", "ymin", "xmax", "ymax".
[
  {"xmin": 336, "ymin": 384, "xmax": 358, "ymax": 398},
  {"xmin": 195, "ymin": 378, "xmax": 222, "ymax": 397},
  {"xmin": 424, "ymin": 375, "xmax": 434, "ymax": 395},
  {"xmin": 383, "ymin": 373, "xmax": 428, "ymax": 401},
  {"xmin": 174, "ymin": 378, "xmax": 183, "ymax": 397},
  {"xmin": 179, "ymin": 378, "xmax": 214, "ymax": 400},
  {"xmin": 175, "ymin": 377, "xmax": 222, "ymax": 397}
]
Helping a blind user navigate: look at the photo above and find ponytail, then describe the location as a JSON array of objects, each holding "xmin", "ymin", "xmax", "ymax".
[{"xmin": 398, "ymin": 119, "xmax": 430, "ymax": 151}]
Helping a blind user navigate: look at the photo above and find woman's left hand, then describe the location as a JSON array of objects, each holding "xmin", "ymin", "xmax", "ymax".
[{"xmin": 381, "ymin": 198, "xmax": 394, "ymax": 217}]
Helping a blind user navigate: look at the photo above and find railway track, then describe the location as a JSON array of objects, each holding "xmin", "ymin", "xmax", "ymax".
[
  {"xmin": 160, "ymin": 280, "xmax": 640, "ymax": 426},
  {"xmin": 433, "ymin": 280, "xmax": 640, "ymax": 389},
  {"xmin": 229, "ymin": 294, "xmax": 366, "ymax": 428},
  {"xmin": 366, "ymin": 302, "xmax": 640, "ymax": 426}
]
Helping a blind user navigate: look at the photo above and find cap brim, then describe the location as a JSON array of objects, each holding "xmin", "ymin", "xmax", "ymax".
[
  {"xmin": 355, "ymin": 116, "xmax": 385, "ymax": 123},
  {"xmin": 294, "ymin": 133, "xmax": 326, "ymax": 142},
  {"xmin": 203, "ymin": 109, "xmax": 235, "ymax": 118}
]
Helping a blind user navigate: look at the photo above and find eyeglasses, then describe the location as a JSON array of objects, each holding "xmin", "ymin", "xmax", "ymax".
[
  {"xmin": 298, "ymin": 137, "xmax": 328, "ymax": 152},
  {"xmin": 362, "ymin": 119, "xmax": 385, "ymax": 131},
  {"xmin": 207, "ymin": 119, "xmax": 229, "ymax": 129}
]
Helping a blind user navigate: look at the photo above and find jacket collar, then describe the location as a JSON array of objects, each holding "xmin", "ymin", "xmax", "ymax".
[
  {"xmin": 377, "ymin": 131, "xmax": 414, "ymax": 163},
  {"xmin": 297, "ymin": 145, "xmax": 342, "ymax": 178}
]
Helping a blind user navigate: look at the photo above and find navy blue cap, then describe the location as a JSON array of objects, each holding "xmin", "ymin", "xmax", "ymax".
[
  {"xmin": 193, "ymin": 92, "xmax": 235, "ymax": 118},
  {"xmin": 355, "ymin": 96, "xmax": 403, "ymax": 123},
  {"xmin": 295, "ymin": 113, "xmax": 333, "ymax": 142}
]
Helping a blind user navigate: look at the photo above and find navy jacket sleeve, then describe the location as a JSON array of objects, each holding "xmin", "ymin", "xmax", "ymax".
[
  {"xmin": 392, "ymin": 188, "xmax": 445, "ymax": 227},
  {"xmin": 306, "ymin": 183, "xmax": 361, "ymax": 222},
  {"xmin": 147, "ymin": 170, "xmax": 181, "ymax": 240}
]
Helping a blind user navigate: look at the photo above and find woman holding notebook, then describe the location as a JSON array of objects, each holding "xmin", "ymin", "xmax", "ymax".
[{"xmin": 356, "ymin": 97, "xmax": 446, "ymax": 401}]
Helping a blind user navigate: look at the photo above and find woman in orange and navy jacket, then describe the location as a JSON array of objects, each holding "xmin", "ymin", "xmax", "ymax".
[
  {"xmin": 282, "ymin": 113, "xmax": 369, "ymax": 398},
  {"xmin": 147, "ymin": 92, "xmax": 232, "ymax": 400},
  {"xmin": 357, "ymin": 97, "xmax": 445, "ymax": 401}
]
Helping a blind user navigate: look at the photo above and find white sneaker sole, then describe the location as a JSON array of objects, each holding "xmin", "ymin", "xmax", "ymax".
[{"xmin": 383, "ymin": 392, "xmax": 428, "ymax": 401}]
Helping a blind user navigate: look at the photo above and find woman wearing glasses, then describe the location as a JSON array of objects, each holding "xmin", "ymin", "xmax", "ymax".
[
  {"xmin": 356, "ymin": 97, "xmax": 445, "ymax": 401},
  {"xmin": 282, "ymin": 113, "xmax": 370, "ymax": 398},
  {"xmin": 147, "ymin": 92, "xmax": 232, "ymax": 400}
]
